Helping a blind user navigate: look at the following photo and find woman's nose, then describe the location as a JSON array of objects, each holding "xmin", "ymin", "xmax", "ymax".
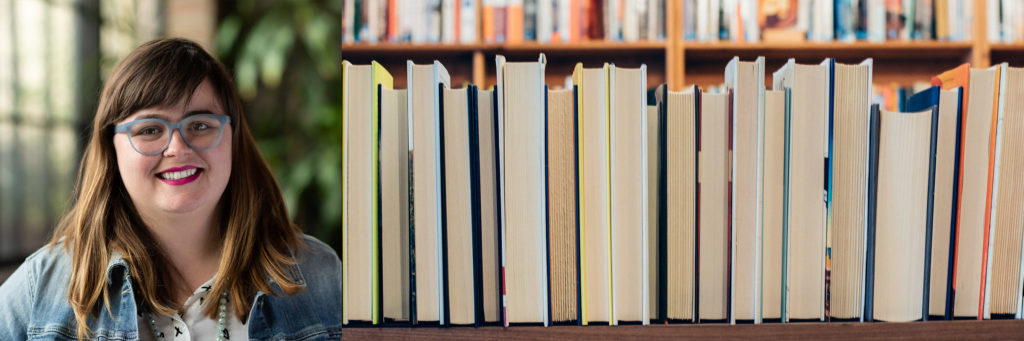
[{"xmin": 163, "ymin": 129, "xmax": 194, "ymax": 157}]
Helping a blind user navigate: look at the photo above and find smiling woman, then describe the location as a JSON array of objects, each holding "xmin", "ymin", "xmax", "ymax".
[{"xmin": 0, "ymin": 38, "xmax": 343, "ymax": 340}]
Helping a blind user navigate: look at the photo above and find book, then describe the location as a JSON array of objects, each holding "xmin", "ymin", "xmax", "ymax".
[
  {"xmin": 826, "ymin": 59, "xmax": 873, "ymax": 321},
  {"xmin": 476, "ymin": 87, "xmax": 504, "ymax": 324},
  {"xmin": 409, "ymin": 60, "xmax": 452, "ymax": 325},
  {"xmin": 341, "ymin": 59, "xmax": 349, "ymax": 322},
  {"xmin": 342, "ymin": 60, "xmax": 393, "ymax": 325},
  {"xmin": 761, "ymin": 88, "xmax": 787, "ymax": 321},
  {"xmin": 759, "ymin": 0, "xmax": 806, "ymax": 42},
  {"xmin": 986, "ymin": 65, "xmax": 1024, "ymax": 319},
  {"xmin": 865, "ymin": 103, "xmax": 939, "ymax": 322},
  {"xmin": 951, "ymin": 64, "xmax": 1002, "ymax": 319},
  {"xmin": 380, "ymin": 86, "xmax": 411, "ymax": 323},
  {"xmin": 441, "ymin": 86, "xmax": 483, "ymax": 325},
  {"xmin": 647, "ymin": 102, "xmax": 659, "ymax": 321},
  {"xmin": 906, "ymin": 85, "xmax": 963, "ymax": 319},
  {"xmin": 495, "ymin": 54, "xmax": 550, "ymax": 326},
  {"xmin": 610, "ymin": 64, "xmax": 649, "ymax": 325},
  {"xmin": 698, "ymin": 91, "xmax": 730, "ymax": 322},
  {"xmin": 573, "ymin": 62, "xmax": 613, "ymax": 325},
  {"xmin": 773, "ymin": 58, "xmax": 827, "ymax": 322},
  {"xmin": 658, "ymin": 84, "xmax": 699, "ymax": 322},
  {"xmin": 547, "ymin": 87, "xmax": 580, "ymax": 324},
  {"xmin": 724, "ymin": 56, "xmax": 765, "ymax": 324}
]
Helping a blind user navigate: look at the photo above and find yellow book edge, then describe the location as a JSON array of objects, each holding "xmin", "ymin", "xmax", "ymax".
[
  {"xmin": 370, "ymin": 61, "xmax": 394, "ymax": 325},
  {"xmin": 341, "ymin": 60, "xmax": 349, "ymax": 324},
  {"xmin": 572, "ymin": 63, "xmax": 588, "ymax": 325}
]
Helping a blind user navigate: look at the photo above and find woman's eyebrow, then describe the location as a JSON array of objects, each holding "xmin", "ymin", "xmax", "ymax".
[
  {"xmin": 185, "ymin": 109, "xmax": 219, "ymax": 117},
  {"xmin": 130, "ymin": 110, "xmax": 218, "ymax": 121},
  {"xmin": 135, "ymin": 112, "xmax": 169, "ymax": 120}
]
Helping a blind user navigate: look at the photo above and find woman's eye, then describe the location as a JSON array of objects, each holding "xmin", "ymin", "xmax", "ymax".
[
  {"xmin": 137, "ymin": 127, "xmax": 162, "ymax": 135},
  {"xmin": 192, "ymin": 122, "xmax": 210, "ymax": 130}
]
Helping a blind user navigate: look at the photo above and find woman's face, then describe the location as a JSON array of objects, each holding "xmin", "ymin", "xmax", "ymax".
[{"xmin": 113, "ymin": 79, "xmax": 233, "ymax": 216}]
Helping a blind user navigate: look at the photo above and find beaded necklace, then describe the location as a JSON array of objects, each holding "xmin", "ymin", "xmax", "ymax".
[{"xmin": 146, "ymin": 291, "xmax": 229, "ymax": 341}]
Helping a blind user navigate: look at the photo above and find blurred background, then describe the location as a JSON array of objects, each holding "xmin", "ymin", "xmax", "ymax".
[{"xmin": 0, "ymin": 0, "xmax": 342, "ymax": 283}]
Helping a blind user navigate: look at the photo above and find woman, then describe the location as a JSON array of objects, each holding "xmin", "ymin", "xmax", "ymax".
[{"xmin": 0, "ymin": 38, "xmax": 343, "ymax": 340}]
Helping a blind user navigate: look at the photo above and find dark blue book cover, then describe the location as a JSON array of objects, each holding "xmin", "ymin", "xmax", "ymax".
[{"xmin": 864, "ymin": 104, "xmax": 880, "ymax": 322}]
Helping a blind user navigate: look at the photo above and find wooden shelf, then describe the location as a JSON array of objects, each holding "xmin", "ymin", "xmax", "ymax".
[
  {"xmin": 340, "ymin": 0, "xmax": 1007, "ymax": 89},
  {"xmin": 683, "ymin": 41, "xmax": 974, "ymax": 59},
  {"xmin": 501, "ymin": 41, "xmax": 667, "ymax": 52},
  {"xmin": 343, "ymin": 319, "xmax": 1024, "ymax": 340},
  {"xmin": 342, "ymin": 43, "xmax": 495, "ymax": 54},
  {"xmin": 989, "ymin": 43, "xmax": 1024, "ymax": 51}
]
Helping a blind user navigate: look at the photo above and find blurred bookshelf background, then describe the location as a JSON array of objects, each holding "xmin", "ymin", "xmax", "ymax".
[
  {"xmin": 341, "ymin": 0, "xmax": 1024, "ymax": 94},
  {"xmin": 0, "ymin": 0, "xmax": 341, "ymax": 283}
]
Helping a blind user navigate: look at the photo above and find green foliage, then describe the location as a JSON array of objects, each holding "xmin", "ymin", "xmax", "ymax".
[{"xmin": 216, "ymin": 0, "xmax": 342, "ymax": 245}]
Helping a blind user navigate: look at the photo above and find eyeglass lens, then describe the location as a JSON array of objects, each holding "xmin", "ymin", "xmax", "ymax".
[{"xmin": 128, "ymin": 116, "xmax": 224, "ymax": 154}]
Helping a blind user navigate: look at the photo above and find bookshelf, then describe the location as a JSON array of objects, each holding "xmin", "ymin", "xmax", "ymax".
[
  {"xmin": 342, "ymin": 320, "xmax": 1024, "ymax": 340},
  {"xmin": 341, "ymin": 1, "xmax": 1002, "ymax": 91},
  {"xmin": 340, "ymin": 0, "xmax": 1024, "ymax": 337}
]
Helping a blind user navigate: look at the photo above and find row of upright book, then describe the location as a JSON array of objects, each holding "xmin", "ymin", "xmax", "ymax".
[
  {"xmin": 988, "ymin": 0, "xmax": 1024, "ymax": 43},
  {"xmin": 341, "ymin": 56, "xmax": 1024, "ymax": 326},
  {"xmin": 342, "ymin": 0, "xmax": 668, "ymax": 44},
  {"xmin": 684, "ymin": 0, "xmax": 973, "ymax": 42},
  {"xmin": 340, "ymin": 0, "xmax": 977, "ymax": 44}
]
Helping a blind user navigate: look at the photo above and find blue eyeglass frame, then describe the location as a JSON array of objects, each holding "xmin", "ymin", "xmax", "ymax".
[{"xmin": 114, "ymin": 114, "xmax": 232, "ymax": 156}]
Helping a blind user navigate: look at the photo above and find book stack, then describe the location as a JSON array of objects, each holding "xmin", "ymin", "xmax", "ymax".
[{"xmin": 342, "ymin": 55, "xmax": 1024, "ymax": 326}]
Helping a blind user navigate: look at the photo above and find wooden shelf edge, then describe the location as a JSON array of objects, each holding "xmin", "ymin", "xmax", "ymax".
[
  {"xmin": 683, "ymin": 41, "xmax": 974, "ymax": 51},
  {"xmin": 501, "ymin": 41, "xmax": 667, "ymax": 51},
  {"xmin": 343, "ymin": 319, "xmax": 1024, "ymax": 340},
  {"xmin": 342, "ymin": 43, "xmax": 498, "ymax": 53},
  {"xmin": 342, "ymin": 41, "xmax": 668, "ymax": 54},
  {"xmin": 989, "ymin": 43, "xmax": 1024, "ymax": 51}
]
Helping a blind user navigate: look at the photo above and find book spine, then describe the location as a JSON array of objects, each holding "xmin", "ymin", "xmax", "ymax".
[
  {"xmin": 922, "ymin": 105, "xmax": 940, "ymax": 321},
  {"xmin": 469, "ymin": 86, "xmax": 485, "ymax": 326},
  {"xmin": 439, "ymin": 84, "xmax": 451, "ymax": 326},
  {"xmin": 781, "ymin": 87, "xmax": 791, "ymax": 323},
  {"xmin": 864, "ymin": 104, "xmax": 881, "ymax": 322},
  {"xmin": 824, "ymin": 59, "xmax": 836, "ymax": 322},
  {"xmin": 574, "ymin": 84, "xmax": 584, "ymax": 325},
  {"xmin": 694, "ymin": 87, "xmax": 702, "ymax": 322},
  {"xmin": 544, "ymin": 85, "xmax": 555, "ymax": 325},
  {"xmin": 727, "ymin": 87, "xmax": 735, "ymax": 324},
  {"xmin": 376, "ymin": 83, "xmax": 385, "ymax": 325},
  {"xmin": 657, "ymin": 84, "xmax": 669, "ymax": 323},
  {"xmin": 978, "ymin": 66, "xmax": 1003, "ymax": 320},
  {"xmin": 945, "ymin": 86, "xmax": 963, "ymax": 320}
]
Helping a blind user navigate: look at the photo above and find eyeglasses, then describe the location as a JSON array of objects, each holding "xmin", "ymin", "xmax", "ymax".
[{"xmin": 114, "ymin": 114, "xmax": 231, "ymax": 156}]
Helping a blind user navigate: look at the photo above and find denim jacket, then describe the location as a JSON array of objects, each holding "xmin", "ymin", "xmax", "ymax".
[{"xmin": 0, "ymin": 234, "xmax": 343, "ymax": 340}]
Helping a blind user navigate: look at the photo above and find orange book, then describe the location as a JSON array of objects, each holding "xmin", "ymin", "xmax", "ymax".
[
  {"xmin": 388, "ymin": 0, "xmax": 399, "ymax": 40},
  {"xmin": 569, "ymin": 0, "xmax": 580, "ymax": 42},
  {"xmin": 931, "ymin": 63, "xmax": 970, "ymax": 316},
  {"xmin": 507, "ymin": 2, "xmax": 524, "ymax": 44},
  {"xmin": 484, "ymin": 3, "xmax": 496, "ymax": 43},
  {"xmin": 978, "ymin": 65, "xmax": 1002, "ymax": 319}
]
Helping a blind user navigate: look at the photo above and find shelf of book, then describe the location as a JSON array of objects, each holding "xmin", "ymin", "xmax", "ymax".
[
  {"xmin": 342, "ymin": 40, "xmax": 999, "ymax": 90},
  {"xmin": 342, "ymin": 0, "xmax": 1013, "ymax": 90},
  {"xmin": 342, "ymin": 319, "xmax": 1024, "ymax": 340}
]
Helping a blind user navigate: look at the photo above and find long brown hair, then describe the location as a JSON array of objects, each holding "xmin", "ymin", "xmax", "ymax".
[{"xmin": 49, "ymin": 38, "xmax": 303, "ymax": 339}]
